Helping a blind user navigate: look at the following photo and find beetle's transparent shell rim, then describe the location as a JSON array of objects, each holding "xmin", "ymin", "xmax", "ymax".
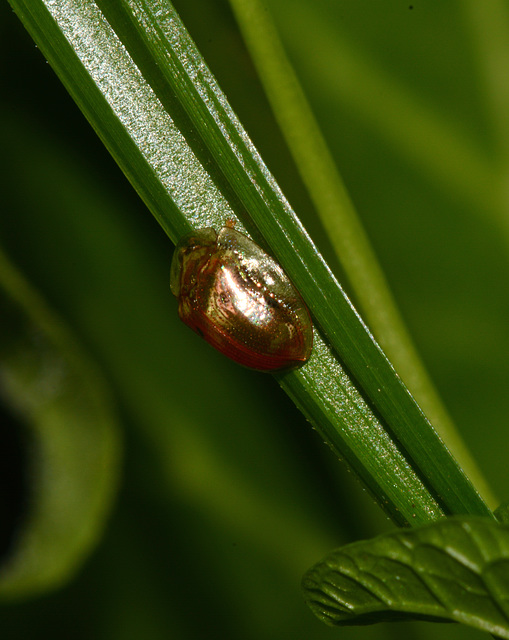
[{"xmin": 170, "ymin": 224, "xmax": 313, "ymax": 372}]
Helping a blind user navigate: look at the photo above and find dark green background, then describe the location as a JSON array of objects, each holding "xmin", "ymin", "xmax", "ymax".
[{"xmin": 1, "ymin": 1, "xmax": 508, "ymax": 638}]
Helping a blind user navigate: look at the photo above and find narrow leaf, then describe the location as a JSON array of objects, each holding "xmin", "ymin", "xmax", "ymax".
[
  {"xmin": 227, "ymin": 0, "xmax": 495, "ymax": 509},
  {"xmin": 7, "ymin": 0, "xmax": 491, "ymax": 524}
]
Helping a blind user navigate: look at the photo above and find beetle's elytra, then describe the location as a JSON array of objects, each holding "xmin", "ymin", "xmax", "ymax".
[{"xmin": 170, "ymin": 223, "xmax": 313, "ymax": 372}]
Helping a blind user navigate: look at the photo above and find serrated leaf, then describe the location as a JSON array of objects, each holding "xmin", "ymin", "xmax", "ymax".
[{"xmin": 303, "ymin": 516, "xmax": 509, "ymax": 638}]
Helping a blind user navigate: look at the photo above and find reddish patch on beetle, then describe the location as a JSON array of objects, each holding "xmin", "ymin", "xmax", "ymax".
[{"xmin": 170, "ymin": 225, "xmax": 313, "ymax": 372}]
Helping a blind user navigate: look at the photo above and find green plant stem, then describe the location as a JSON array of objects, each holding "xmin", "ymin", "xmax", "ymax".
[
  {"xmin": 227, "ymin": 0, "xmax": 497, "ymax": 509},
  {"xmin": 462, "ymin": 0, "xmax": 509, "ymax": 248},
  {"xmin": 7, "ymin": 0, "xmax": 494, "ymax": 526}
]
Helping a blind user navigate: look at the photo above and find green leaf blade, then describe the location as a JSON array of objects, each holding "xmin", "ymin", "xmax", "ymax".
[
  {"xmin": 303, "ymin": 517, "xmax": 509, "ymax": 637},
  {"xmin": 8, "ymin": 0, "xmax": 491, "ymax": 525}
]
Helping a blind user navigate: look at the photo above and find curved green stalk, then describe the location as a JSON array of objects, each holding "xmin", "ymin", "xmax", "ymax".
[
  {"xmin": 227, "ymin": 0, "xmax": 496, "ymax": 508},
  {"xmin": 7, "ymin": 0, "xmax": 493, "ymax": 525}
]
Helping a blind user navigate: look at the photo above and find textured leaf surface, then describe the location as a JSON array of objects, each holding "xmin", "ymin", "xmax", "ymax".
[{"xmin": 303, "ymin": 517, "xmax": 509, "ymax": 637}]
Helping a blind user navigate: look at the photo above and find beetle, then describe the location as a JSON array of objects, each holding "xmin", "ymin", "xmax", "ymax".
[{"xmin": 170, "ymin": 223, "xmax": 313, "ymax": 372}]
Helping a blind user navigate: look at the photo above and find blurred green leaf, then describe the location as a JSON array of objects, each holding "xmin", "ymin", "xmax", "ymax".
[
  {"xmin": 0, "ymin": 250, "xmax": 120, "ymax": 599},
  {"xmin": 303, "ymin": 516, "xmax": 509, "ymax": 637}
]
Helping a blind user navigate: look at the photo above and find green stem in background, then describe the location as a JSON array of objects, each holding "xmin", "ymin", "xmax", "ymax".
[
  {"xmin": 462, "ymin": 0, "xmax": 509, "ymax": 241},
  {"xmin": 8, "ymin": 0, "xmax": 493, "ymax": 525},
  {"xmin": 463, "ymin": 0, "xmax": 509, "ymax": 163},
  {"xmin": 227, "ymin": 0, "xmax": 497, "ymax": 508},
  {"xmin": 274, "ymin": 2, "xmax": 503, "ymax": 231}
]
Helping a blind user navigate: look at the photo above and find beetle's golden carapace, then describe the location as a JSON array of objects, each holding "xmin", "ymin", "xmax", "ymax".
[{"xmin": 170, "ymin": 224, "xmax": 313, "ymax": 372}]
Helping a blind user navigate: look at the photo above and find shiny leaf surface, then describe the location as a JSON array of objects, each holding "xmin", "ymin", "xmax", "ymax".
[{"xmin": 304, "ymin": 516, "xmax": 509, "ymax": 637}]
